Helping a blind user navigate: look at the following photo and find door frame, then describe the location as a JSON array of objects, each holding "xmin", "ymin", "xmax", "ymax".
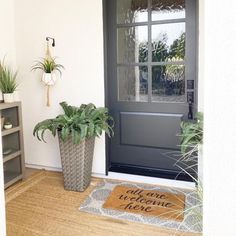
[{"xmin": 103, "ymin": 0, "xmax": 199, "ymax": 178}]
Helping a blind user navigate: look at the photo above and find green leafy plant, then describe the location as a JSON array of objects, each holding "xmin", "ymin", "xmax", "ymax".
[
  {"xmin": 4, "ymin": 121, "xmax": 12, "ymax": 125},
  {"xmin": 0, "ymin": 60, "xmax": 18, "ymax": 93},
  {"xmin": 31, "ymin": 57, "xmax": 64, "ymax": 75},
  {"xmin": 174, "ymin": 112, "xmax": 204, "ymax": 233},
  {"xmin": 33, "ymin": 102, "xmax": 114, "ymax": 144},
  {"xmin": 180, "ymin": 112, "xmax": 203, "ymax": 156}
]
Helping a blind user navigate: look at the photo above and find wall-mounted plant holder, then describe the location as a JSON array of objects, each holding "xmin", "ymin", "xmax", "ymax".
[
  {"xmin": 32, "ymin": 37, "xmax": 64, "ymax": 107},
  {"xmin": 46, "ymin": 37, "xmax": 55, "ymax": 47}
]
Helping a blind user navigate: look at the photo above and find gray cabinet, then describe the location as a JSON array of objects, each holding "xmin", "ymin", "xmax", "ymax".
[{"xmin": 1, "ymin": 102, "xmax": 25, "ymax": 188}]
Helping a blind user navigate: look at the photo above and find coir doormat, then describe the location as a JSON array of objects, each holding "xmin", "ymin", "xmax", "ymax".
[
  {"xmin": 103, "ymin": 186, "xmax": 185, "ymax": 221},
  {"xmin": 79, "ymin": 179, "xmax": 202, "ymax": 233}
]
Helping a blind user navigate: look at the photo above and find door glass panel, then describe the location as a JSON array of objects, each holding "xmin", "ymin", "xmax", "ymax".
[
  {"xmin": 152, "ymin": 0, "xmax": 185, "ymax": 21},
  {"xmin": 152, "ymin": 65, "xmax": 185, "ymax": 102},
  {"xmin": 118, "ymin": 26, "xmax": 148, "ymax": 63},
  {"xmin": 152, "ymin": 23, "xmax": 185, "ymax": 62},
  {"xmin": 117, "ymin": 0, "xmax": 148, "ymax": 24},
  {"xmin": 118, "ymin": 66, "xmax": 148, "ymax": 102}
]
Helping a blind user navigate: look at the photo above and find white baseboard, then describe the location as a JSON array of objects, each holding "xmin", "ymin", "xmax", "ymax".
[
  {"xmin": 26, "ymin": 163, "xmax": 62, "ymax": 172},
  {"xmin": 106, "ymin": 172, "xmax": 195, "ymax": 190},
  {"xmin": 26, "ymin": 163, "xmax": 195, "ymax": 190}
]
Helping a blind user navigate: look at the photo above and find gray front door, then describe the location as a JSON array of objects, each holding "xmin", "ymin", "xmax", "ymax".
[{"xmin": 104, "ymin": 0, "xmax": 197, "ymax": 180}]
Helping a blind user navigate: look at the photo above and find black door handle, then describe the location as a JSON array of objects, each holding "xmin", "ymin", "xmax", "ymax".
[{"xmin": 188, "ymin": 99, "xmax": 193, "ymax": 120}]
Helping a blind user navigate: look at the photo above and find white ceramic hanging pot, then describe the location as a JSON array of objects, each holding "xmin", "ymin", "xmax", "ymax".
[
  {"xmin": 42, "ymin": 72, "xmax": 57, "ymax": 86},
  {"xmin": 3, "ymin": 93, "xmax": 15, "ymax": 103}
]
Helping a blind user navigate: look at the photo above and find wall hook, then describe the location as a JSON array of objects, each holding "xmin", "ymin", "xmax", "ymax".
[{"xmin": 46, "ymin": 37, "xmax": 55, "ymax": 47}]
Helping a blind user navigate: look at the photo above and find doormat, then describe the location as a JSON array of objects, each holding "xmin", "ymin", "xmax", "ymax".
[
  {"xmin": 79, "ymin": 179, "xmax": 202, "ymax": 233},
  {"xmin": 103, "ymin": 186, "xmax": 185, "ymax": 221}
]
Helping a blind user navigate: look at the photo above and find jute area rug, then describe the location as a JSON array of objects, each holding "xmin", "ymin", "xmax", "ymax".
[{"xmin": 79, "ymin": 179, "xmax": 202, "ymax": 233}]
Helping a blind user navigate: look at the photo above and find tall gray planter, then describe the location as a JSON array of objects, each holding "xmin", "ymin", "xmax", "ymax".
[{"xmin": 58, "ymin": 136, "xmax": 95, "ymax": 192}]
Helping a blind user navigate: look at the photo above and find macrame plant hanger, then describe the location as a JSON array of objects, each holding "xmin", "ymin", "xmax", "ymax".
[{"xmin": 44, "ymin": 37, "xmax": 55, "ymax": 107}]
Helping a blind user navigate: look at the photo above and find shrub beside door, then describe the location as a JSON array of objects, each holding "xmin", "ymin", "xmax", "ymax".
[{"xmin": 33, "ymin": 102, "xmax": 114, "ymax": 192}]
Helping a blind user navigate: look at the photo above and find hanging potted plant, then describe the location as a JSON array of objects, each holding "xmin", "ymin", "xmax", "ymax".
[
  {"xmin": 33, "ymin": 102, "xmax": 114, "ymax": 192},
  {"xmin": 31, "ymin": 57, "xmax": 64, "ymax": 106},
  {"xmin": 0, "ymin": 61, "xmax": 18, "ymax": 103}
]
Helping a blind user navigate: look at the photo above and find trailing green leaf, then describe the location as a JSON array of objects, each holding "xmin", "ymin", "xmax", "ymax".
[{"xmin": 33, "ymin": 102, "xmax": 114, "ymax": 144}]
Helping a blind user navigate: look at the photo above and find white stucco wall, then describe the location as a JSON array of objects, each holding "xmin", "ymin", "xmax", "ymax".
[
  {"xmin": 14, "ymin": 0, "xmax": 106, "ymax": 174},
  {"xmin": 201, "ymin": 0, "xmax": 236, "ymax": 235},
  {"xmin": 0, "ymin": 0, "xmax": 16, "ymax": 65},
  {"xmin": 0, "ymin": 0, "xmax": 16, "ymax": 233}
]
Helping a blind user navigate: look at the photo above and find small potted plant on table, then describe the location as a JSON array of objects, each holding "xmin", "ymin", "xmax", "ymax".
[
  {"xmin": 33, "ymin": 102, "xmax": 114, "ymax": 192},
  {"xmin": 0, "ymin": 61, "xmax": 18, "ymax": 103}
]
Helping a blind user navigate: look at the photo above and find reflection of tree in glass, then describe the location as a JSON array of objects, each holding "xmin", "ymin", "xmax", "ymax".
[
  {"xmin": 147, "ymin": 32, "xmax": 185, "ymax": 97},
  {"xmin": 165, "ymin": 64, "xmax": 185, "ymax": 95},
  {"xmin": 152, "ymin": 65, "xmax": 185, "ymax": 96},
  {"xmin": 139, "ymin": 32, "xmax": 185, "ymax": 62},
  {"xmin": 169, "ymin": 32, "xmax": 185, "ymax": 60},
  {"xmin": 139, "ymin": 42, "xmax": 148, "ymax": 62},
  {"xmin": 152, "ymin": 33, "xmax": 169, "ymax": 62}
]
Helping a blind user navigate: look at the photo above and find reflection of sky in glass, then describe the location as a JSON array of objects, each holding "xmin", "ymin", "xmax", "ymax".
[
  {"xmin": 133, "ymin": 9, "xmax": 148, "ymax": 23},
  {"xmin": 136, "ymin": 27, "xmax": 147, "ymax": 42},
  {"xmin": 152, "ymin": 23, "xmax": 185, "ymax": 47},
  {"xmin": 136, "ymin": 22, "xmax": 185, "ymax": 46},
  {"xmin": 135, "ymin": 11, "xmax": 148, "ymax": 23},
  {"xmin": 152, "ymin": 10, "xmax": 185, "ymax": 21},
  {"xmin": 136, "ymin": 12, "xmax": 148, "ymax": 42}
]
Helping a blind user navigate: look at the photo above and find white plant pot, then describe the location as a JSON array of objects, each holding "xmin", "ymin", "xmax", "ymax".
[
  {"xmin": 13, "ymin": 91, "xmax": 20, "ymax": 101},
  {"xmin": 42, "ymin": 72, "xmax": 57, "ymax": 86},
  {"xmin": 4, "ymin": 124, "xmax": 13, "ymax": 130},
  {"xmin": 3, "ymin": 93, "xmax": 15, "ymax": 103}
]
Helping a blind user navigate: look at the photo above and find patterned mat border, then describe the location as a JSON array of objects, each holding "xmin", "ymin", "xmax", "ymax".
[{"xmin": 79, "ymin": 179, "xmax": 202, "ymax": 233}]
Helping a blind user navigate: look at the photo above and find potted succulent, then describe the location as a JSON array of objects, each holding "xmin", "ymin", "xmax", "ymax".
[
  {"xmin": 31, "ymin": 57, "xmax": 64, "ymax": 106},
  {"xmin": 33, "ymin": 102, "xmax": 114, "ymax": 192},
  {"xmin": 0, "ymin": 61, "xmax": 18, "ymax": 103}
]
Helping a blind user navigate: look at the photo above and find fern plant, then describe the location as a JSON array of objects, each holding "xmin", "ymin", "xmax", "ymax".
[
  {"xmin": 0, "ymin": 60, "xmax": 18, "ymax": 93},
  {"xmin": 33, "ymin": 102, "xmax": 114, "ymax": 144},
  {"xmin": 31, "ymin": 57, "xmax": 64, "ymax": 75}
]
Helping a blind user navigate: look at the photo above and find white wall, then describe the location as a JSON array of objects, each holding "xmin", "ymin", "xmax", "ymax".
[
  {"xmin": 201, "ymin": 0, "xmax": 236, "ymax": 235},
  {"xmin": 0, "ymin": 0, "xmax": 16, "ymax": 233},
  {"xmin": 14, "ymin": 0, "xmax": 106, "ymax": 174},
  {"xmin": 0, "ymin": 0, "xmax": 16, "ymax": 66}
]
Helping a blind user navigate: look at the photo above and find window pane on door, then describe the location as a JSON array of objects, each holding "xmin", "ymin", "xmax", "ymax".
[
  {"xmin": 117, "ymin": 0, "xmax": 148, "ymax": 24},
  {"xmin": 118, "ymin": 66, "xmax": 148, "ymax": 102},
  {"xmin": 152, "ymin": 23, "xmax": 185, "ymax": 62},
  {"xmin": 118, "ymin": 26, "xmax": 148, "ymax": 63},
  {"xmin": 152, "ymin": 65, "xmax": 185, "ymax": 102},
  {"xmin": 152, "ymin": 0, "xmax": 185, "ymax": 21}
]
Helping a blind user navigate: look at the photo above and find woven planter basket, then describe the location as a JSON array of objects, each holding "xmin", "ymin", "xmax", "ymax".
[{"xmin": 58, "ymin": 135, "xmax": 95, "ymax": 192}]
